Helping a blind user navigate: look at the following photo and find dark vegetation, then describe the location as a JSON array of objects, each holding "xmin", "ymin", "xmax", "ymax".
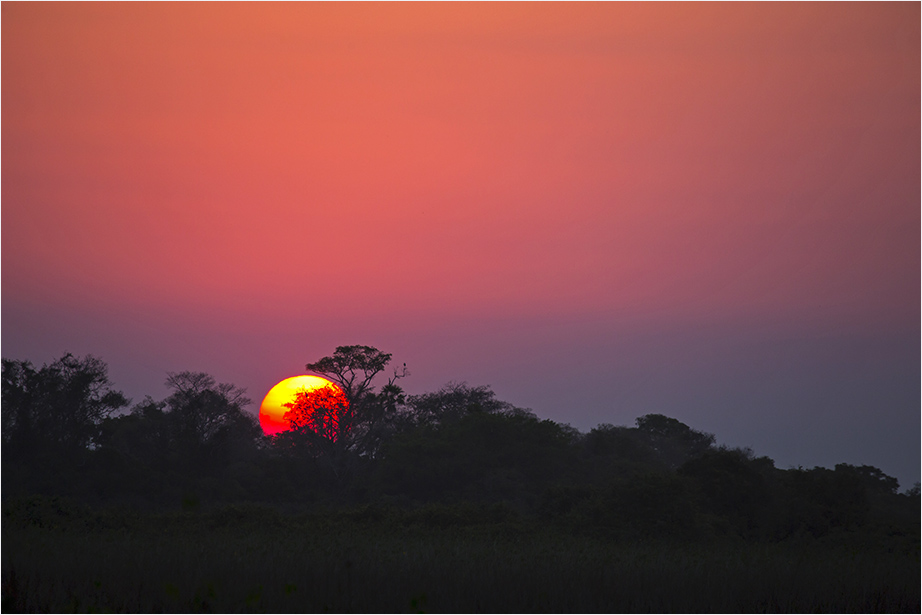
[{"xmin": 2, "ymin": 348, "xmax": 919, "ymax": 613}]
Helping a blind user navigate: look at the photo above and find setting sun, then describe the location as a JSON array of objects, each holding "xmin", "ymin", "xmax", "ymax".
[{"xmin": 259, "ymin": 375, "xmax": 344, "ymax": 436}]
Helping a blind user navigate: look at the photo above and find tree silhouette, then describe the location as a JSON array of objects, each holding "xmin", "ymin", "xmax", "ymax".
[
  {"xmin": 301, "ymin": 345, "xmax": 409, "ymax": 460},
  {"xmin": 95, "ymin": 396, "xmax": 171, "ymax": 472},
  {"xmin": 833, "ymin": 463, "xmax": 900, "ymax": 496},
  {"xmin": 404, "ymin": 382, "xmax": 525, "ymax": 428},
  {"xmin": 377, "ymin": 409, "xmax": 575, "ymax": 502},
  {"xmin": 3, "ymin": 345, "xmax": 917, "ymax": 550},
  {"xmin": 284, "ymin": 383, "xmax": 351, "ymax": 443},
  {"xmin": 679, "ymin": 447, "xmax": 773, "ymax": 538},
  {"xmin": 2, "ymin": 353, "xmax": 129, "ymax": 461},
  {"xmin": 162, "ymin": 371, "xmax": 258, "ymax": 462},
  {"xmin": 635, "ymin": 413, "xmax": 715, "ymax": 470},
  {"xmin": 306, "ymin": 345, "xmax": 406, "ymax": 405}
]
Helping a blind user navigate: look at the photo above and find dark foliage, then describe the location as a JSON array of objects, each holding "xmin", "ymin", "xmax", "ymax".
[
  {"xmin": 2, "ymin": 354, "xmax": 129, "ymax": 461},
  {"xmin": 375, "ymin": 409, "xmax": 577, "ymax": 504},
  {"xmin": 2, "ymin": 349, "xmax": 918, "ymax": 612},
  {"xmin": 280, "ymin": 345, "xmax": 411, "ymax": 474},
  {"xmin": 3, "ymin": 350, "xmax": 917, "ymax": 541}
]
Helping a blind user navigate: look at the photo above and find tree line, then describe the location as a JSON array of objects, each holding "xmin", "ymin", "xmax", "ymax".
[{"xmin": 2, "ymin": 347, "xmax": 917, "ymax": 541}]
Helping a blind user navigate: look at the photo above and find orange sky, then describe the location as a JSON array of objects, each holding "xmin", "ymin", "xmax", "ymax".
[
  {"xmin": 5, "ymin": 3, "xmax": 917, "ymax": 325},
  {"xmin": 3, "ymin": 3, "xmax": 919, "ymax": 485}
]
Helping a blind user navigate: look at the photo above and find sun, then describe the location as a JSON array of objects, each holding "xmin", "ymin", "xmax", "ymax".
[{"xmin": 259, "ymin": 375, "xmax": 344, "ymax": 436}]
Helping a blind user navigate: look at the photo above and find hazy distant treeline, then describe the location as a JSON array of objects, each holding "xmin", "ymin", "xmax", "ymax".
[{"xmin": 2, "ymin": 348, "xmax": 918, "ymax": 542}]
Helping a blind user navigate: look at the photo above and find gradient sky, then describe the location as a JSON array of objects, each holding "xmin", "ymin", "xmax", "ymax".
[{"xmin": 3, "ymin": 3, "xmax": 919, "ymax": 487}]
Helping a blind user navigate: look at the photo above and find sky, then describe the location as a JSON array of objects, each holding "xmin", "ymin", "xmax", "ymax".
[{"xmin": 3, "ymin": 3, "xmax": 919, "ymax": 487}]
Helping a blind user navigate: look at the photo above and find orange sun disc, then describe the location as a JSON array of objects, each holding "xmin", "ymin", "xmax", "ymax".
[{"xmin": 259, "ymin": 375, "xmax": 343, "ymax": 436}]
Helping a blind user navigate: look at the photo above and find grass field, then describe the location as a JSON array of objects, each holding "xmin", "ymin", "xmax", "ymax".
[{"xmin": 3, "ymin": 502, "xmax": 918, "ymax": 613}]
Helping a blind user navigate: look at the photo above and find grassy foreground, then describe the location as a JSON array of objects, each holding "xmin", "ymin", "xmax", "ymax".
[{"xmin": 2, "ymin": 501, "xmax": 919, "ymax": 613}]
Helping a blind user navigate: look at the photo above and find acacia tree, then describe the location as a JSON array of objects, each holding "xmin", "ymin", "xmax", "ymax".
[
  {"xmin": 306, "ymin": 345, "xmax": 406, "ymax": 405},
  {"xmin": 294, "ymin": 345, "xmax": 408, "ymax": 461}
]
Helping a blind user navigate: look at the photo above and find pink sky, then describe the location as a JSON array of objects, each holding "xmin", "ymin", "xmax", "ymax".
[{"xmin": 3, "ymin": 3, "xmax": 919, "ymax": 485}]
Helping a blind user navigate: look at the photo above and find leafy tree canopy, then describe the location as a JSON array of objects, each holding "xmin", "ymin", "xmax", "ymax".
[
  {"xmin": 306, "ymin": 345, "xmax": 406, "ymax": 405},
  {"xmin": 2, "ymin": 353, "xmax": 129, "ymax": 459},
  {"xmin": 404, "ymin": 382, "xmax": 532, "ymax": 428},
  {"xmin": 162, "ymin": 371, "xmax": 257, "ymax": 455},
  {"xmin": 635, "ymin": 413, "xmax": 716, "ymax": 470}
]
